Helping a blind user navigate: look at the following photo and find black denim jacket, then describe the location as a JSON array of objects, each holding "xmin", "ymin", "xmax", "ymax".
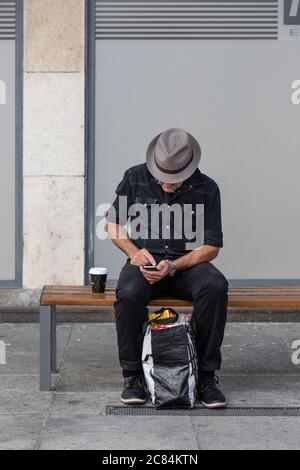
[{"xmin": 106, "ymin": 163, "xmax": 223, "ymax": 259}]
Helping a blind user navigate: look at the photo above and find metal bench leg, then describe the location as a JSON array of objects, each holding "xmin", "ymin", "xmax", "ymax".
[
  {"xmin": 40, "ymin": 305, "xmax": 55, "ymax": 391},
  {"xmin": 50, "ymin": 306, "xmax": 57, "ymax": 373}
]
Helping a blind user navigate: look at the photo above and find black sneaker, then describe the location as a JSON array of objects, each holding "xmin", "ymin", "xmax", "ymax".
[
  {"xmin": 198, "ymin": 376, "xmax": 227, "ymax": 409},
  {"xmin": 121, "ymin": 375, "xmax": 147, "ymax": 405}
]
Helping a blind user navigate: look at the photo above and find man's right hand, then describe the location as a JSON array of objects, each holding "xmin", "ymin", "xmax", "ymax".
[{"xmin": 130, "ymin": 248, "xmax": 156, "ymax": 267}]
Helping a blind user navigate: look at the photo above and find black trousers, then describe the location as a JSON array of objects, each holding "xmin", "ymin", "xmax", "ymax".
[{"xmin": 114, "ymin": 257, "xmax": 229, "ymax": 375}]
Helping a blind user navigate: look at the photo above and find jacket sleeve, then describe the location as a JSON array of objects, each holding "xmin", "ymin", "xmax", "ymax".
[
  {"xmin": 203, "ymin": 184, "xmax": 224, "ymax": 248},
  {"xmin": 105, "ymin": 169, "xmax": 133, "ymax": 225}
]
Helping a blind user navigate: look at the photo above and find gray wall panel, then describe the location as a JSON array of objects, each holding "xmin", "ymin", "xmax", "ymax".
[
  {"xmin": 94, "ymin": 40, "xmax": 300, "ymax": 281},
  {"xmin": 0, "ymin": 40, "xmax": 15, "ymax": 280}
]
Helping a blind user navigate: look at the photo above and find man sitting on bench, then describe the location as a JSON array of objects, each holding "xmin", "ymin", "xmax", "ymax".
[{"xmin": 106, "ymin": 128, "xmax": 228, "ymax": 408}]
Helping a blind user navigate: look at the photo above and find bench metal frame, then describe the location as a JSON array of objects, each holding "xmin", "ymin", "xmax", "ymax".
[{"xmin": 40, "ymin": 306, "xmax": 57, "ymax": 391}]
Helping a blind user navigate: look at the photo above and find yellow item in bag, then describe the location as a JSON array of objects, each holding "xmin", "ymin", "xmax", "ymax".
[{"xmin": 148, "ymin": 307, "xmax": 178, "ymax": 327}]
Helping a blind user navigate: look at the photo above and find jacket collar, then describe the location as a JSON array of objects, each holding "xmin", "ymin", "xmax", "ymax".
[{"xmin": 181, "ymin": 168, "xmax": 203, "ymax": 189}]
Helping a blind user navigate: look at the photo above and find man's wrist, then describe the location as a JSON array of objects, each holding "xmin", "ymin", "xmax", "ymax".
[
  {"xmin": 168, "ymin": 260, "xmax": 177, "ymax": 277},
  {"xmin": 127, "ymin": 244, "xmax": 140, "ymax": 260}
]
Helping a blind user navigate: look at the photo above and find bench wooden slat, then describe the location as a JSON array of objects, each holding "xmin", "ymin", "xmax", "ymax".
[
  {"xmin": 43, "ymin": 285, "xmax": 300, "ymax": 294},
  {"xmin": 42, "ymin": 292, "xmax": 300, "ymax": 300},
  {"xmin": 40, "ymin": 285, "xmax": 300, "ymax": 309},
  {"xmin": 44, "ymin": 286, "xmax": 300, "ymax": 294},
  {"xmin": 42, "ymin": 286, "xmax": 300, "ymax": 294}
]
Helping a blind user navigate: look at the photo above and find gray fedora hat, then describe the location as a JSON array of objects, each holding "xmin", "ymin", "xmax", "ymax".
[{"xmin": 146, "ymin": 128, "xmax": 201, "ymax": 183}]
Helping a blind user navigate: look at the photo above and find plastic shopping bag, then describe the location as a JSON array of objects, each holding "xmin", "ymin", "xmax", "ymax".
[{"xmin": 142, "ymin": 307, "xmax": 198, "ymax": 409}]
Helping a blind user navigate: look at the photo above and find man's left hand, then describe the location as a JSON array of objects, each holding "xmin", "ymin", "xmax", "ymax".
[{"xmin": 140, "ymin": 260, "xmax": 173, "ymax": 284}]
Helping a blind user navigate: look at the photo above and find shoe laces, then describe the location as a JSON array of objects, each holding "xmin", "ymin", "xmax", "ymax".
[
  {"xmin": 199, "ymin": 375, "xmax": 221, "ymax": 391},
  {"xmin": 124, "ymin": 375, "xmax": 144, "ymax": 389}
]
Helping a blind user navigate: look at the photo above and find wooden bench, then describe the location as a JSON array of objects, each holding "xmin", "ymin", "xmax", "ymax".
[{"xmin": 39, "ymin": 285, "xmax": 300, "ymax": 391}]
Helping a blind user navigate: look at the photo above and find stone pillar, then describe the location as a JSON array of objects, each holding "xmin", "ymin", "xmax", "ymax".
[{"xmin": 23, "ymin": 0, "xmax": 85, "ymax": 288}]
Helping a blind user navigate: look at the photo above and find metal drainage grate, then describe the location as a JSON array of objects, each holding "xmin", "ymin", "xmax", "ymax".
[{"xmin": 106, "ymin": 405, "xmax": 300, "ymax": 417}]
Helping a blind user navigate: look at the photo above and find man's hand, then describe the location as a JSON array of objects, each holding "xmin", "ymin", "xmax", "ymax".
[
  {"xmin": 130, "ymin": 248, "xmax": 156, "ymax": 267},
  {"xmin": 140, "ymin": 260, "xmax": 173, "ymax": 284}
]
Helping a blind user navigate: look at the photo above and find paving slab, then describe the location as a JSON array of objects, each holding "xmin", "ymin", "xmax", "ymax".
[
  {"xmin": 191, "ymin": 417, "xmax": 300, "ymax": 450},
  {"xmin": 0, "ymin": 323, "xmax": 72, "ymax": 375},
  {"xmin": 38, "ymin": 415, "xmax": 198, "ymax": 450},
  {"xmin": 218, "ymin": 374, "xmax": 300, "ymax": 407},
  {"xmin": 0, "ymin": 414, "xmax": 43, "ymax": 450},
  {"xmin": 221, "ymin": 323, "xmax": 299, "ymax": 375},
  {"xmin": 0, "ymin": 374, "xmax": 39, "ymax": 393},
  {"xmin": 56, "ymin": 324, "xmax": 121, "ymax": 392},
  {"xmin": 0, "ymin": 390, "xmax": 52, "ymax": 416},
  {"xmin": 50, "ymin": 391, "xmax": 121, "ymax": 416}
]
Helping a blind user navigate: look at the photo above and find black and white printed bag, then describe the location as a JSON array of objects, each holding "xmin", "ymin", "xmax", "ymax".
[{"xmin": 142, "ymin": 308, "xmax": 198, "ymax": 409}]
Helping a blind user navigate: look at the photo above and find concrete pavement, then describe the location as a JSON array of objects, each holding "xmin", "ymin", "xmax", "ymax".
[{"xmin": 0, "ymin": 322, "xmax": 300, "ymax": 450}]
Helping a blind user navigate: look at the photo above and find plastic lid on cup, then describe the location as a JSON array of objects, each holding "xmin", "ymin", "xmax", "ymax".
[{"xmin": 89, "ymin": 267, "xmax": 108, "ymax": 275}]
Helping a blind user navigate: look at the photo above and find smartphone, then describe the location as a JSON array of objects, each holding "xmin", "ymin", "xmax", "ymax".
[{"xmin": 143, "ymin": 265, "xmax": 158, "ymax": 271}]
